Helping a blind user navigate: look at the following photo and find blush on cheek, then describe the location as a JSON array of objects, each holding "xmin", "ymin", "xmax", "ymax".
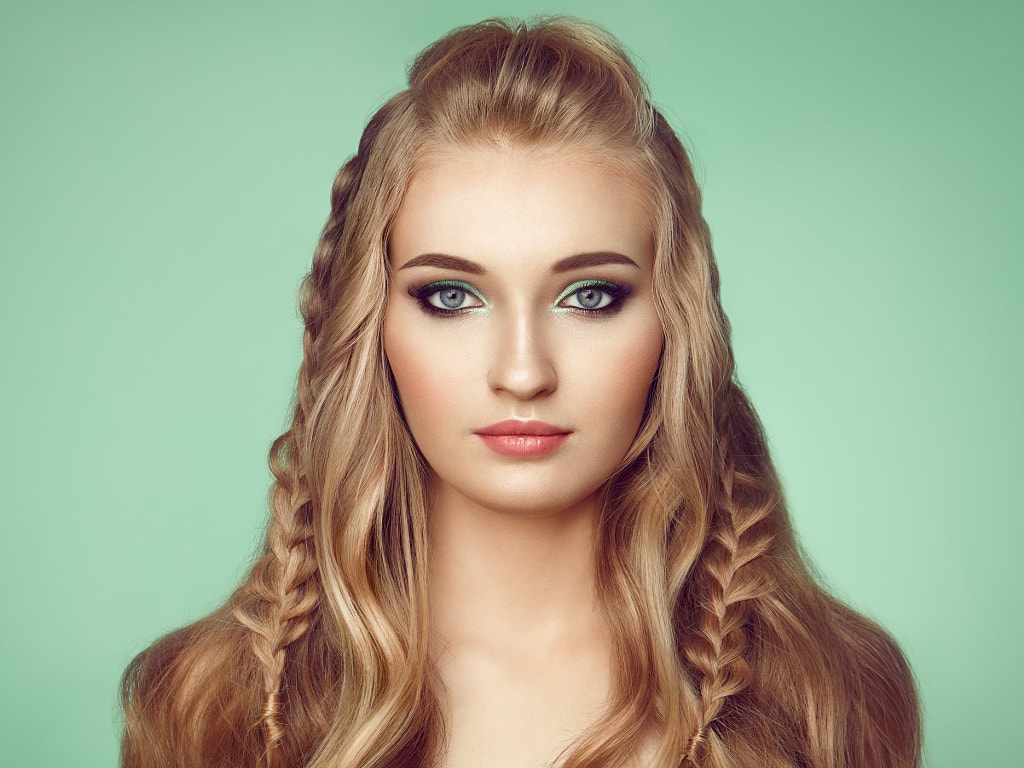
[
  {"xmin": 385, "ymin": 331, "xmax": 456, "ymax": 442},
  {"xmin": 615, "ymin": 320, "xmax": 663, "ymax": 386},
  {"xmin": 384, "ymin": 323, "xmax": 419, "ymax": 405},
  {"xmin": 615, "ymin": 334, "xmax": 663, "ymax": 430}
]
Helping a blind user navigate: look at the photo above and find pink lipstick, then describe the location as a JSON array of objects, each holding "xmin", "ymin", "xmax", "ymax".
[{"xmin": 474, "ymin": 420, "xmax": 571, "ymax": 458}]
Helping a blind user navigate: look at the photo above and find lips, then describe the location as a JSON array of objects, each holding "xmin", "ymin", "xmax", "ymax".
[{"xmin": 474, "ymin": 420, "xmax": 571, "ymax": 457}]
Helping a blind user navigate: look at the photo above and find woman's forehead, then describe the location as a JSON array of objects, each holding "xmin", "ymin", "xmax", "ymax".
[{"xmin": 389, "ymin": 144, "xmax": 655, "ymax": 273}]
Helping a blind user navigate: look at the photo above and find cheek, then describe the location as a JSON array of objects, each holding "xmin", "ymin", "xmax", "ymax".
[
  {"xmin": 383, "ymin": 313, "xmax": 430, "ymax": 418},
  {"xmin": 570, "ymin": 313, "xmax": 663, "ymax": 434},
  {"xmin": 383, "ymin": 308, "xmax": 474, "ymax": 432}
]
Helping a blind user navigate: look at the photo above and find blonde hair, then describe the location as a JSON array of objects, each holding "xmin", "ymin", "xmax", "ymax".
[{"xmin": 120, "ymin": 17, "xmax": 920, "ymax": 768}]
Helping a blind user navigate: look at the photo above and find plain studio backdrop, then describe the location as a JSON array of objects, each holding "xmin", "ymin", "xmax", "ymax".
[{"xmin": 1, "ymin": 1, "xmax": 1020, "ymax": 766}]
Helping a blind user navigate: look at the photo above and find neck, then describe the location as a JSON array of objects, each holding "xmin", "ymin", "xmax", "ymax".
[{"xmin": 427, "ymin": 483, "xmax": 607, "ymax": 658}]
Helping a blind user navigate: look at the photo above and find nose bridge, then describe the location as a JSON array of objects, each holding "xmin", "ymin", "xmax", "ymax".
[{"xmin": 488, "ymin": 301, "xmax": 557, "ymax": 399}]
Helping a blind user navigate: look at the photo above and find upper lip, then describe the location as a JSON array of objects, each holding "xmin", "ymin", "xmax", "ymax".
[{"xmin": 475, "ymin": 420, "xmax": 570, "ymax": 436}]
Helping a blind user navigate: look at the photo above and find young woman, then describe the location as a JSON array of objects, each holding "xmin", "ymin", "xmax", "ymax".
[{"xmin": 120, "ymin": 17, "xmax": 921, "ymax": 768}]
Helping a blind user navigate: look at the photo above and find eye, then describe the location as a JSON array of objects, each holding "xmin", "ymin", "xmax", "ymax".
[
  {"xmin": 555, "ymin": 280, "xmax": 632, "ymax": 315},
  {"xmin": 410, "ymin": 280, "xmax": 486, "ymax": 315},
  {"xmin": 430, "ymin": 285, "xmax": 471, "ymax": 310},
  {"xmin": 561, "ymin": 285, "xmax": 614, "ymax": 310}
]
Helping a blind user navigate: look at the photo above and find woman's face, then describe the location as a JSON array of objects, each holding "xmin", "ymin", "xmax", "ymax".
[{"xmin": 384, "ymin": 144, "xmax": 663, "ymax": 517}]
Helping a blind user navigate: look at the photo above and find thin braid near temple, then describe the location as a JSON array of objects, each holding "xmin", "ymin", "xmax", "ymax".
[{"xmin": 232, "ymin": 152, "xmax": 367, "ymax": 763}]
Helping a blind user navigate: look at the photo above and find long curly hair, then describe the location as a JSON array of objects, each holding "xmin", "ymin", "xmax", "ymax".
[{"xmin": 120, "ymin": 17, "xmax": 920, "ymax": 768}]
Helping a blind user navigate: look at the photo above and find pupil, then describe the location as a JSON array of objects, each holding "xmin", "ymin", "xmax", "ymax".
[
  {"xmin": 578, "ymin": 288, "xmax": 603, "ymax": 309},
  {"xmin": 440, "ymin": 288, "xmax": 465, "ymax": 309}
]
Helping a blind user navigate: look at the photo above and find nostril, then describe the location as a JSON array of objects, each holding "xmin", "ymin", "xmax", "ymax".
[
  {"xmin": 486, "ymin": 318, "xmax": 557, "ymax": 399},
  {"xmin": 488, "ymin": 357, "xmax": 558, "ymax": 399}
]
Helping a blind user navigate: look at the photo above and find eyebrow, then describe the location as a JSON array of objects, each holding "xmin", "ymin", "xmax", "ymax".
[
  {"xmin": 396, "ymin": 251, "xmax": 640, "ymax": 274},
  {"xmin": 397, "ymin": 253, "xmax": 486, "ymax": 274},
  {"xmin": 552, "ymin": 252, "xmax": 640, "ymax": 272}
]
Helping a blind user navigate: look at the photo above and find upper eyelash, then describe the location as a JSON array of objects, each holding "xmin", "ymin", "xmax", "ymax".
[
  {"xmin": 555, "ymin": 279, "xmax": 633, "ymax": 315},
  {"xmin": 406, "ymin": 278, "xmax": 633, "ymax": 316},
  {"xmin": 408, "ymin": 279, "xmax": 485, "ymax": 316}
]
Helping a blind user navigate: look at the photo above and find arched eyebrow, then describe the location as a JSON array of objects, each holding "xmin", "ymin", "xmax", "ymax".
[
  {"xmin": 552, "ymin": 252, "xmax": 640, "ymax": 272},
  {"xmin": 397, "ymin": 253, "xmax": 486, "ymax": 274},
  {"xmin": 396, "ymin": 251, "xmax": 640, "ymax": 274}
]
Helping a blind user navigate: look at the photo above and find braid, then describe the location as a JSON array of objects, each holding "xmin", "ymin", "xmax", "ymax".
[
  {"xmin": 232, "ymin": 152, "xmax": 367, "ymax": 766},
  {"xmin": 236, "ymin": 453, "xmax": 318, "ymax": 763},
  {"xmin": 682, "ymin": 389, "xmax": 777, "ymax": 766}
]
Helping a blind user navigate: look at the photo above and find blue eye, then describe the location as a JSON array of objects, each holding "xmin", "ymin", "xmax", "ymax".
[
  {"xmin": 430, "ymin": 286, "xmax": 471, "ymax": 310},
  {"xmin": 561, "ymin": 285, "xmax": 614, "ymax": 310},
  {"xmin": 555, "ymin": 280, "xmax": 632, "ymax": 315},
  {"xmin": 411, "ymin": 280, "xmax": 486, "ymax": 315}
]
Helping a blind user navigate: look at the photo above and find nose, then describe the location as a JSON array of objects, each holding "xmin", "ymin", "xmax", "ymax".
[{"xmin": 487, "ymin": 310, "xmax": 557, "ymax": 400}]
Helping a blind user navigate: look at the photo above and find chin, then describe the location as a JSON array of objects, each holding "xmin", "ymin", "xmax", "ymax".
[
  {"xmin": 424, "ymin": 453, "xmax": 624, "ymax": 520},
  {"xmin": 457, "ymin": 478, "xmax": 605, "ymax": 519}
]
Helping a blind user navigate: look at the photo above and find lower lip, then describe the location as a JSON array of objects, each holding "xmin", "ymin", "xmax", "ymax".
[{"xmin": 476, "ymin": 433, "xmax": 570, "ymax": 458}]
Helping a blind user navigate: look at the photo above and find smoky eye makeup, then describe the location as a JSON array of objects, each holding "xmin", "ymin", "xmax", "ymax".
[
  {"xmin": 408, "ymin": 279, "xmax": 487, "ymax": 316},
  {"xmin": 405, "ymin": 277, "xmax": 635, "ymax": 318},
  {"xmin": 554, "ymin": 279, "xmax": 634, "ymax": 316}
]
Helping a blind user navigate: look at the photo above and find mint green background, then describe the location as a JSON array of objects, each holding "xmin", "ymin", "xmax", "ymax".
[{"xmin": 2, "ymin": 1, "xmax": 1020, "ymax": 766}]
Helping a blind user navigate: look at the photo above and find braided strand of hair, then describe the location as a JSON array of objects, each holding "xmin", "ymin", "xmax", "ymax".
[
  {"xmin": 233, "ymin": 425, "xmax": 319, "ymax": 765},
  {"xmin": 682, "ymin": 391, "xmax": 776, "ymax": 766},
  {"xmin": 253, "ymin": 480, "xmax": 318, "ymax": 758},
  {"xmin": 232, "ymin": 153, "xmax": 366, "ymax": 767}
]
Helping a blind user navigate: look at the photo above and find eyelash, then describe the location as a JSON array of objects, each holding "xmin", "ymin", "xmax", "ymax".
[
  {"xmin": 555, "ymin": 279, "xmax": 633, "ymax": 316},
  {"xmin": 409, "ymin": 280, "xmax": 486, "ymax": 317},
  {"xmin": 407, "ymin": 279, "xmax": 633, "ymax": 317}
]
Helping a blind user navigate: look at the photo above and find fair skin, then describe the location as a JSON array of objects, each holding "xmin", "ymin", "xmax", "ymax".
[{"xmin": 384, "ymin": 143, "xmax": 663, "ymax": 768}]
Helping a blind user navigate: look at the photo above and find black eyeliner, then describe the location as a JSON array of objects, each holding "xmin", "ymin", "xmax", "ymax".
[
  {"xmin": 407, "ymin": 279, "xmax": 486, "ymax": 317},
  {"xmin": 554, "ymin": 279, "xmax": 634, "ymax": 316}
]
